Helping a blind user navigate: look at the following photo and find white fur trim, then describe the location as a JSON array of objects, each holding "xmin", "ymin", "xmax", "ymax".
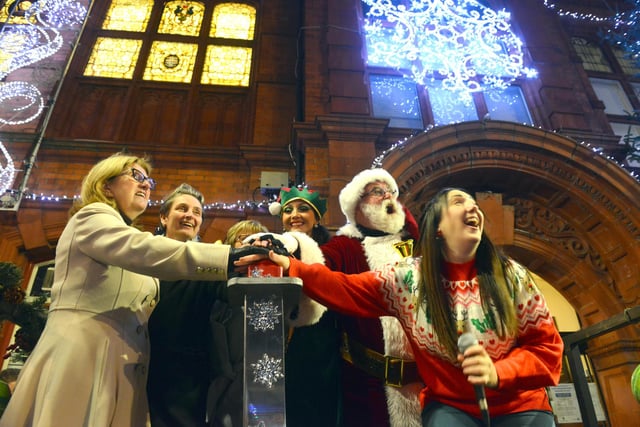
[
  {"xmin": 361, "ymin": 233, "xmax": 423, "ymax": 427},
  {"xmin": 338, "ymin": 168, "xmax": 399, "ymax": 229},
  {"xmin": 269, "ymin": 202, "xmax": 282, "ymax": 216},
  {"xmin": 336, "ymin": 222, "xmax": 362, "ymax": 238},
  {"xmin": 386, "ymin": 383, "xmax": 424, "ymax": 427},
  {"xmin": 282, "ymin": 231, "xmax": 328, "ymax": 327}
]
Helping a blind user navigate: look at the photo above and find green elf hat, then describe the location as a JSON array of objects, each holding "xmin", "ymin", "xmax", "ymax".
[{"xmin": 269, "ymin": 185, "xmax": 327, "ymax": 219}]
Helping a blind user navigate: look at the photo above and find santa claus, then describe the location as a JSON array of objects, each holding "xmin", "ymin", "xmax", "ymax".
[{"xmin": 319, "ymin": 168, "xmax": 423, "ymax": 427}]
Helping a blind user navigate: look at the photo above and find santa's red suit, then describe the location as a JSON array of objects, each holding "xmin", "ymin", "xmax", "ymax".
[{"xmin": 320, "ymin": 168, "xmax": 423, "ymax": 427}]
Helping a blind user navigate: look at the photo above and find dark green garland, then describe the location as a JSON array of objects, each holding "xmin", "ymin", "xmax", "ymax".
[{"xmin": 0, "ymin": 263, "xmax": 48, "ymax": 362}]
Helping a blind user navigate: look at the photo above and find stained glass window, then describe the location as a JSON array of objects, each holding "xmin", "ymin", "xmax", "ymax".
[
  {"xmin": 84, "ymin": 38, "xmax": 143, "ymax": 79},
  {"xmin": 158, "ymin": 1, "xmax": 205, "ymax": 37},
  {"xmin": 202, "ymin": 46, "xmax": 252, "ymax": 86},
  {"xmin": 210, "ymin": 3, "xmax": 256, "ymax": 40},
  {"xmin": 102, "ymin": 0, "xmax": 153, "ymax": 32},
  {"xmin": 0, "ymin": 0, "xmax": 36, "ymax": 25},
  {"xmin": 84, "ymin": 1, "xmax": 256, "ymax": 85},
  {"xmin": 143, "ymin": 42, "xmax": 198, "ymax": 83}
]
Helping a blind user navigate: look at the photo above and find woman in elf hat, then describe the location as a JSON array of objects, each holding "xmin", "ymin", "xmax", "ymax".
[
  {"xmin": 269, "ymin": 185, "xmax": 331, "ymax": 244},
  {"xmin": 268, "ymin": 185, "xmax": 343, "ymax": 427}
]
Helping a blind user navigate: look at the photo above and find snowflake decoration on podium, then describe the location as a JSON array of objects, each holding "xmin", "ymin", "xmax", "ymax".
[
  {"xmin": 247, "ymin": 298, "xmax": 282, "ymax": 332},
  {"xmin": 250, "ymin": 353, "xmax": 284, "ymax": 388}
]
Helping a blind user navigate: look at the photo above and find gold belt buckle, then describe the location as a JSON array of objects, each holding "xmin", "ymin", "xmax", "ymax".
[{"xmin": 384, "ymin": 355, "xmax": 404, "ymax": 388}]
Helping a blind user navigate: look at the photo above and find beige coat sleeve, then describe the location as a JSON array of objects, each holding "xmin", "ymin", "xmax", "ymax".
[{"xmin": 71, "ymin": 203, "xmax": 230, "ymax": 281}]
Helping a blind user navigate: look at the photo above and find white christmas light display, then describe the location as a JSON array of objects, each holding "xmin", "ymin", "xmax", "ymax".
[
  {"xmin": 0, "ymin": 0, "xmax": 87, "ymax": 198},
  {"xmin": 363, "ymin": 0, "xmax": 537, "ymax": 100}
]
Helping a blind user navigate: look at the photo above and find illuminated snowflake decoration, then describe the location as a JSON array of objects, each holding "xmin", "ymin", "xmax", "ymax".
[
  {"xmin": 247, "ymin": 298, "xmax": 282, "ymax": 332},
  {"xmin": 250, "ymin": 353, "xmax": 284, "ymax": 388},
  {"xmin": 0, "ymin": 0, "xmax": 87, "ymax": 204},
  {"xmin": 0, "ymin": 142, "xmax": 16, "ymax": 196},
  {"xmin": 363, "ymin": 0, "xmax": 537, "ymax": 100}
]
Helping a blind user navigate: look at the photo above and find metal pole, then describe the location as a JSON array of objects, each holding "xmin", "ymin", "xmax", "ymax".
[{"xmin": 562, "ymin": 305, "xmax": 640, "ymax": 426}]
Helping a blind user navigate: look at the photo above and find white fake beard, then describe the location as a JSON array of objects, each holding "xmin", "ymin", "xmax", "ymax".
[{"xmin": 359, "ymin": 199, "xmax": 405, "ymax": 234}]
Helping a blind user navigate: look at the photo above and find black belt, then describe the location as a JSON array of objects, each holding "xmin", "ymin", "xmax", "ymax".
[{"xmin": 341, "ymin": 332, "xmax": 422, "ymax": 388}]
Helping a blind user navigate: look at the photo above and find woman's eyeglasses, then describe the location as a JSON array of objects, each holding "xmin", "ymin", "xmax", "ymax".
[{"xmin": 123, "ymin": 168, "xmax": 157, "ymax": 190}]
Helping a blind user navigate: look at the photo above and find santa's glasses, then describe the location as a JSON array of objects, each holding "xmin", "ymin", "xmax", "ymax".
[{"xmin": 362, "ymin": 187, "xmax": 397, "ymax": 199}]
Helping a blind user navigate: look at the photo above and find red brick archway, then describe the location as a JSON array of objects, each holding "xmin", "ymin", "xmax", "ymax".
[{"xmin": 380, "ymin": 120, "xmax": 640, "ymax": 426}]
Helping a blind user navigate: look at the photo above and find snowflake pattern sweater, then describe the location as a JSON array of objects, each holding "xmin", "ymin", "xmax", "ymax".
[{"xmin": 288, "ymin": 256, "xmax": 563, "ymax": 419}]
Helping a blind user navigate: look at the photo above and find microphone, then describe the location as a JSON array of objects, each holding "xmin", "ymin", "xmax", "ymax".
[{"xmin": 457, "ymin": 332, "xmax": 491, "ymax": 427}]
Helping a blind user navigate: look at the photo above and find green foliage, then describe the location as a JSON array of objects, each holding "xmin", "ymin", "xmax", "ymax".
[
  {"xmin": 0, "ymin": 262, "xmax": 48, "ymax": 362},
  {"xmin": 0, "ymin": 263, "xmax": 22, "ymax": 290}
]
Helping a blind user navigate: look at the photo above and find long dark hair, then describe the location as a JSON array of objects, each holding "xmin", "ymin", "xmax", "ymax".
[{"xmin": 416, "ymin": 187, "xmax": 518, "ymax": 359}]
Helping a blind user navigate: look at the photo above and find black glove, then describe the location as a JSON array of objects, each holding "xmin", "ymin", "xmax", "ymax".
[
  {"xmin": 228, "ymin": 245, "xmax": 272, "ymax": 266},
  {"xmin": 253, "ymin": 234, "xmax": 292, "ymax": 256},
  {"xmin": 228, "ymin": 237, "xmax": 292, "ymax": 276}
]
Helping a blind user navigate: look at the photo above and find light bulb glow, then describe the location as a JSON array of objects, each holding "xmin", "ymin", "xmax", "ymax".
[{"xmin": 363, "ymin": 0, "xmax": 537, "ymax": 97}]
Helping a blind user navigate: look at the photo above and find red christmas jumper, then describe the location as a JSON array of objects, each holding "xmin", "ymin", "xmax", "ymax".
[{"xmin": 288, "ymin": 257, "xmax": 564, "ymax": 419}]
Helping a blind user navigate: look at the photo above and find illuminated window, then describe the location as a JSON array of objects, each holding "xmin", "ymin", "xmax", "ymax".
[
  {"xmin": 210, "ymin": 3, "xmax": 256, "ymax": 40},
  {"xmin": 427, "ymin": 81, "xmax": 479, "ymax": 125},
  {"xmin": 143, "ymin": 41, "xmax": 198, "ymax": 83},
  {"xmin": 102, "ymin": 0, "xmax": 153, "ymax": 32},
  {"xmin": 158, "ymin": 1, "xmax": 205, "ymax": 37},
  {"xmin": 0, "ymin": 0, "xmax": 36, "ymax": 25},
  {"xmin": 83, "ymin": 1, "xmax": 255, "ymax": 86},
  {"xmin": 202, "ymin": 46, "xmax": 251, "ymax": 86},
  {"xmin": 202, "ymin": 3, "xmax": 256, "ymax": 86},
  {"xmin": 363, "ymin": 2, "xmax": 531, "ymax": 128},
  {"xmin": 483, "ymin": 87, "xmax": 532, "ymax": 125},
  {"xmin": 84, "ymin": 38, "xmax": 143, "ymax": 79},
  {"xmin": 369, "ymin": 75, "xmax": 423, "ymax": 128}
]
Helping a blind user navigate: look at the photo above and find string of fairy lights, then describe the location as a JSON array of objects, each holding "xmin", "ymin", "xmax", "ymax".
[
  {"xmin": 1, "ymin": 0, "xmax": 640, "ymax": 210},
  {"xmin": 371, "ymin": 125, "xmax": 640, "ymax": 183},
  {"xmin": 0, "ymin": 190, "xmax": 273, "ymax": 213}
]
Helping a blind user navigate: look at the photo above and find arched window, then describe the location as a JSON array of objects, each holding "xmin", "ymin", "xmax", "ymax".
[{"xmin": 83, "ymin": 1, "xmax": 256, "ymax": 87}]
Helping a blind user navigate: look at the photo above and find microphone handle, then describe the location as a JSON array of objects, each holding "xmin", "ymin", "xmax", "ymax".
[{"xmin": 474, "ymin": 384, "xmax": 490, "ymax": 427}]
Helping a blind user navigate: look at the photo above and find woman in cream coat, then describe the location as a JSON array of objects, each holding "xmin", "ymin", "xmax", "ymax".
[{"xmin": 0, "ymin": 153, "xmax": 252, "ymax": 427}]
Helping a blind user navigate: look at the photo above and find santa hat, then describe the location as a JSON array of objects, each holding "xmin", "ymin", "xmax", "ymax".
[
  {"xmin": 339, "ymin": 168, "xmax": 399, "ymax": 226},
  {"xmin": 269, "ymin": 186, "xmax": 327, "ymax": 219}
]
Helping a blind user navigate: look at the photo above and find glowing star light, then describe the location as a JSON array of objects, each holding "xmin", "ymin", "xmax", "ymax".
[{"xmin": 363, "ymin": 0, "xmax": 537, "ymax": 98}]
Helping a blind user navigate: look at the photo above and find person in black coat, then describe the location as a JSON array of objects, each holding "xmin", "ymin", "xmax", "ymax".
[{"xmin": 147, "ymin": 184, "xmax": 267, "ymax": 427}]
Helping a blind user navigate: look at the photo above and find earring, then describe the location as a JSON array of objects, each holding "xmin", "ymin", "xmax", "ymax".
[{"xmin": 314, "ymin": 223, "xmax": 319, "ymax": 228}]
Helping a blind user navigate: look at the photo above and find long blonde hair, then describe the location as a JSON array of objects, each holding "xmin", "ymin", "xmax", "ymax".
[{"xmin": 69, "ymin": 152, "xmax": 152, "ymax": 218}]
